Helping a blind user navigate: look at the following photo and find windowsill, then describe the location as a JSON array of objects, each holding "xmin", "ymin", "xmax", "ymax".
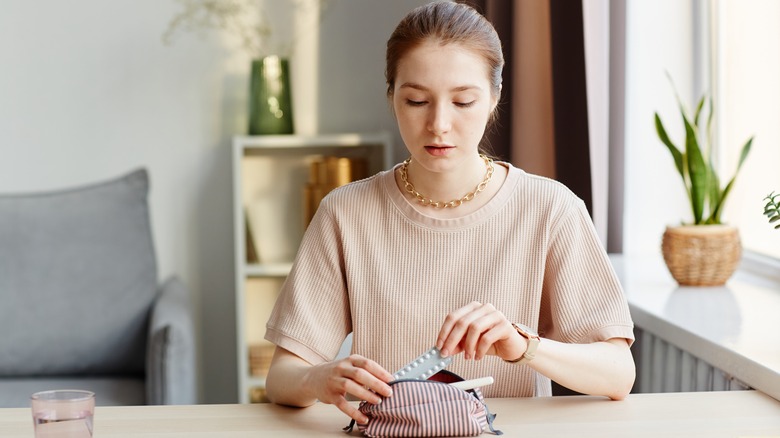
[
  {"xmin": 740, "ymin": 250, "xmax": 780, "ymax": 283},
  {"xmin": 609, "ymin": 253, "xmax": 780, "ymax": 401}
]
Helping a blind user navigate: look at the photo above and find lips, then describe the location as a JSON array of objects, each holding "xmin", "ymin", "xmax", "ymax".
[
  {"xmin": 424, "ymin": 144, "xmax": 455, "ymax": 156},
  {"xmin": 425, "ymin": 146, "xmax": 452, "ymax": 149},
  {"xmin": 426, "ymin": 143, "xmax": 454, "ymax": 148},
  {"xmin": 425, "ymin": 145, "xmax": 455, "ymax": 157},
  {"xmin": 424, "ymin": 144, "xmax": 455, "ymax": 150}
]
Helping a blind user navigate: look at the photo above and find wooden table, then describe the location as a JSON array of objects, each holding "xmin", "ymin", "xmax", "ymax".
[{"xmin": 2, "ymin": 391, "xmax": 779, "ymax": 437}]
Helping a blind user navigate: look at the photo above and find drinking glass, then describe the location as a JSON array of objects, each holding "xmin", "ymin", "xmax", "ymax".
[{"xmin": 31, "ymin": 390, "xmax": 95, "ymax": 438}]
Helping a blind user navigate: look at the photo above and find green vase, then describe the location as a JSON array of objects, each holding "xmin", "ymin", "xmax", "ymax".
[{"xmin": 248, "ymin": 56, "xmax": 294, "ymax": 135}]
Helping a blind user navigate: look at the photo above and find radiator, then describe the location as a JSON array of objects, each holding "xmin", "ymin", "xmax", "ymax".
[{"xmin": 633, "ymin": 328, "xmax": 750, "ymax": 393}]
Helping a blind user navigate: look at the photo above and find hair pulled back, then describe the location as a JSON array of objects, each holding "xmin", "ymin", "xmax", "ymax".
[{"xmin": 385, "ymin": 1, "xmax": 504, "ymax": 100}]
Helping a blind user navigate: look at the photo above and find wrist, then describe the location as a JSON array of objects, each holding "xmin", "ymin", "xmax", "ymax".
[
  {"xmin": 300, "ymin": 362, "xmax": 323, "ymax": 402},
  {"xmin": 503, "ymin": 322, "xmax": 540, "ymax": 365}
]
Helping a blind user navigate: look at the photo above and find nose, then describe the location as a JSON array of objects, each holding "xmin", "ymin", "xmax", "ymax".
[{"xmin": 427, "ymin": 103, "xmax": 452, "ymax": 135}]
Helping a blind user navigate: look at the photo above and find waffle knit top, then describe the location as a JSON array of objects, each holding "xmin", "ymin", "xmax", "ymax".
[{"xmin": 265, "ymin": 162, "xmax": 635, "ymax": 397}]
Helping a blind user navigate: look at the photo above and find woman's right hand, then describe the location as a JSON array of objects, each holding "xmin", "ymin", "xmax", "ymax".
[{"xmin": 303, "ymin": 354, "xmax": 394, "ymax": 424}]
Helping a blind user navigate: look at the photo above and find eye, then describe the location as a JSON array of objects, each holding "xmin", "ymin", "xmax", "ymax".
[
  {"xmin": 406, "ymin": 99, "xmax": 427, "ymax": 107},
  {"xmin": 454, "ymin": 101, "xmax": 476, "ymax": 108}
]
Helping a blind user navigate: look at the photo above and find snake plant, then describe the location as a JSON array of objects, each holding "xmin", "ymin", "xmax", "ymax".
[{"xmin": 655, "ymin": 88, "xmax": 753, "ymax": 225}]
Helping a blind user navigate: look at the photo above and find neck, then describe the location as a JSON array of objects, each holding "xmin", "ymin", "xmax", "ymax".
[{"xmin": 404, "ymin": 154, "xmax": 490, "ymax": 205}]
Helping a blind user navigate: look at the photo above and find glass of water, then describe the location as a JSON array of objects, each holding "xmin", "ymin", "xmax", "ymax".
[{"xmin": 31, "ymin": 390, "xmax": 95, "ymax": 438}]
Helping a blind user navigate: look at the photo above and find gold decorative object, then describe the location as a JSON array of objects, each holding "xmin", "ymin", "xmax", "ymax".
[
  {"xmin": 303, "ymin": 156, "xmax": 368, "ymax": 226},
  {"xmin": 249, "ymin": 386, "xmax": 269, "ymax": 403}
]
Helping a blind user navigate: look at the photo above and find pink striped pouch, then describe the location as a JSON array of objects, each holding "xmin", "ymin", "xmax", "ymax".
[{"xmin": 344, "ymin": 371, "xmax": 502, "ymax": 437}]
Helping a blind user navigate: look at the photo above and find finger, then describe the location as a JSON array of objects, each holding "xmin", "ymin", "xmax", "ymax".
[
  {"xmin": 446, "ymin": 344, "xmax": 465, "ymax": 357},
  {"xmin": 341, "ymin": 377, "xmax": 385, "ymax": 404},
  {"xmin": 437, "ymin": 301, "xmax": 482, "ymax": 355},
  {"xmin": 460, "ymin": 305, "xmax": 502, "ymax": 359},
  {"xmin": 442, "ymin": 315, "xmax": 479, "ymax": 359},
  {"xmin": 436, "ymin": 301, "xmax": 482, "ymax": 349},
  {"xmin": 474, "ymin": 325, "xmax": 505, "ymax": 360},
  {"xmin": 352, "ymin": 356, "xmax": 394, "ymax": 384},
  {"xmin": 343, "ymin": 358, "xmax": 393, "ymax": 398},
  {"xmin": 334, "ymin": 395, "xmax": 369, "ymax": 425},
  {"xmin": 446, "ymin": 304, "xmax": 497, "ymax": 359},
  {"xmin": 319, "ymin": 372, "xmax": 383, "ymax": 405}
]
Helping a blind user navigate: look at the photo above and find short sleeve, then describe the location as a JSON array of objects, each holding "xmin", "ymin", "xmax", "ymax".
[
  {"xmin": 264, "ymin": 198, "xmax": 352, "ymax": 365},
  {"xmin": 538, "ymin": 199, "xmax": 634, "ymax": 346}
]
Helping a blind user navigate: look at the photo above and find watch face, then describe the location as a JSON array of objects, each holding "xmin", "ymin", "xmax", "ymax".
[{"xmin": 515, "ymin": 322, "xmax": 539, "ymax": 337}]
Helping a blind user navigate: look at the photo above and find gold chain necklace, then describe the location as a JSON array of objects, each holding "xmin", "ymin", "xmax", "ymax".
[{"xmin": 399, "ymin": 154, "xmax": 495, "ymax": 208}]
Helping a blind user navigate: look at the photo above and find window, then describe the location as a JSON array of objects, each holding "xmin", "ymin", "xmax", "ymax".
[{"xmin": 712, "ymin": 0, "xmax": 780, "ymax": 260}]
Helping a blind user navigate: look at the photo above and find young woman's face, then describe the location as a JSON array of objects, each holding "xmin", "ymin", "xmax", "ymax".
[{"xmin": 392, "ymin": 41, "xmax": 496, "ymax": 174}]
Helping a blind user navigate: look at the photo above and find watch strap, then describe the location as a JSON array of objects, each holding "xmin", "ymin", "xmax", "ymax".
[{"xmin": 504, "ymin": 323, "xmax": 540, "ymax": 365}]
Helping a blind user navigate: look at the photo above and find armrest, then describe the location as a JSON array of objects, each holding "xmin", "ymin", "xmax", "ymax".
[{"xmin": 146, "ymin": 276, "xmax": 197, "ymax": 405}]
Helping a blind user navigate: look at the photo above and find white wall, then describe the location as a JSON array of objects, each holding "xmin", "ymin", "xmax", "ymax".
[
  {"xmin": 0, "ymin": 0, "xmax": 428, "ymax": 403},
  {"xmin": 582, "ymin": 0, "xmax": 610, "ymax": 246},
  {"xmin": 623, "ymin": 0, "xmax": 698, "ymax": 255},
  {"xmin": 317, "ymin": 0, "xmax": 427, "ymax": 158}
]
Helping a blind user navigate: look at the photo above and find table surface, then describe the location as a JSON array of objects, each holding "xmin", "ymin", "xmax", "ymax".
[{"xmin": 2, "ymin": 390, "xmax": 779, "ymax": 437}]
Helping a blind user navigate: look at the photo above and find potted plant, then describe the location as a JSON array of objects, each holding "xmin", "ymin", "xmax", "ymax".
[
  {"xmin": 162, "ymin": 0, "xmax": 330, "ymax": 135},
  {"xmin": 764, "ymin": 192, "xmax": 780, "ymax": 229},
  {"xmin": 655, "ymin": 87, "xmax": 753, "ymax": 286}
]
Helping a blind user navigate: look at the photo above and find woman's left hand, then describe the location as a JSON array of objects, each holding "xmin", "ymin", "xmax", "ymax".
[{"xmin": 435, "ymin": 301, "xmax": 527, "ymax": 361}]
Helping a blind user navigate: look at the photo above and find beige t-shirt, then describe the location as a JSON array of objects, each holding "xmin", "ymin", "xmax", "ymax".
[{"xmin": 265, "ymin": 163, "xmax": 634, "ymax": 397}]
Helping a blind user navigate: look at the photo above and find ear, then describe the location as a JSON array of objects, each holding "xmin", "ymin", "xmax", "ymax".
[
  {"xmin": 494, "ymin": 83, "xmax": 502, "ymax": 106},
  {"xmin": 490, "ymin": 91, "xmax": 500, "ymax": 113},
  {"xmin": 388, "ymin": 94, "xmax": 397, "ymax": 119}
]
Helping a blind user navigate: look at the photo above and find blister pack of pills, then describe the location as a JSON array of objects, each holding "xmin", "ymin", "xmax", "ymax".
[{"xmin": 392, "ymin": 346, "xmax": 453, "ymax": 381}]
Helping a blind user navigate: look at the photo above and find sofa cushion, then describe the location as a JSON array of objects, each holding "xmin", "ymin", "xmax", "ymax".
[{"xmin": 0, "ymin": 169, "xmax": 157, "ymax": 376}]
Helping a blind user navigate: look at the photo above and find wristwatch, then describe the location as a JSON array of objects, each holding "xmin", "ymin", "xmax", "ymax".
[{"xmin": 503, "ymin": 322, "xmax": 540, "ymax": 365}]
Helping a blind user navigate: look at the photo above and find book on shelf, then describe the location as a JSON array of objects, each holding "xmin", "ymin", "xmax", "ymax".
[
  {"xmin": 244, "ymin": 208, "xmax": 260, "ymax": 264},
  {"xmin": 249, "ymin": 343, "xmax": 275, "ymax": 377}
]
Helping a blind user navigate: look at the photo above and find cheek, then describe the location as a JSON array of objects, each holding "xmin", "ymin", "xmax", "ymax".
[
  {"xmin": 391, "ymin": 93, "xmax": 409, "ymax": 115},
  {"xmin": 394, "ymin": 108, "xmax": 419, "ymax": 132},
  {"xmin": 392, "ymin": 101, "xmax": 408, "ymax": 124},
  {"xmin": 463, "ymin": 107, "xmax": 490, "ymax": 126},
  {"xmin": 461, "ymin": 111, "xmax": 491, "ymax": 139}
]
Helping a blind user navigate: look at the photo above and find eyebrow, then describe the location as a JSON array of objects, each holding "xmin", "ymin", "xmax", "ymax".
[{"xmin": 398, "ymin": 83, "xmax": 482, "ymax": 92}]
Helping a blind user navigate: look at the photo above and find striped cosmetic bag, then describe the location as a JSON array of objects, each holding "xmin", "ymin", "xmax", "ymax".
[{"xmin": 344, "ymin": 371, "xmax": 502, "ymax": 437}]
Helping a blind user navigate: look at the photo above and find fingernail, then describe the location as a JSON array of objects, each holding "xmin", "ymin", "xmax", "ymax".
[
  {"xmin": 441, "ymin": 348, "xmax": 449, "ymax": 357},
  {"xmin": 387, "ymin": 389, "xmax": 393, "ymax": 397}
]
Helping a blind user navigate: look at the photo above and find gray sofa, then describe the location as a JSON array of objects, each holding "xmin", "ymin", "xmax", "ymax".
[{"xmin": 0, "ymin": 169, "xmax": 196, "ymax": 407}]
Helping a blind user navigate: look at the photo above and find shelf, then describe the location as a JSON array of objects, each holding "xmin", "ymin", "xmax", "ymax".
[
  {"xmin": 235, "ymin": 132, "xmax": 391, "ymax": 149},
  {"xmin": 245, "ymin": 263, "xmax": 293, "ymax": 278},
  {"xmin": 232, "ymin": 133, "xmax": 393, "ymax": 404}
]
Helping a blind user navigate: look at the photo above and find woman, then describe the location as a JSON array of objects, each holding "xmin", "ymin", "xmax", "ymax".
[{"xmin": 265, "ymin": 1, "xmax": 635, "ymax": 425}]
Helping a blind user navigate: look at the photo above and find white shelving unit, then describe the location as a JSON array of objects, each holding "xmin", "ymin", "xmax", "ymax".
[{"xmin": 232, "ymin": 133, "xmax": 393, "ymax": 403}]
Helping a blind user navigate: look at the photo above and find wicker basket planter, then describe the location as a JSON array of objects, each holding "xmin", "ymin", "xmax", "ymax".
[{"xmin": 661, "ymin": 225, "xmax": 741, "ymax": 286}]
